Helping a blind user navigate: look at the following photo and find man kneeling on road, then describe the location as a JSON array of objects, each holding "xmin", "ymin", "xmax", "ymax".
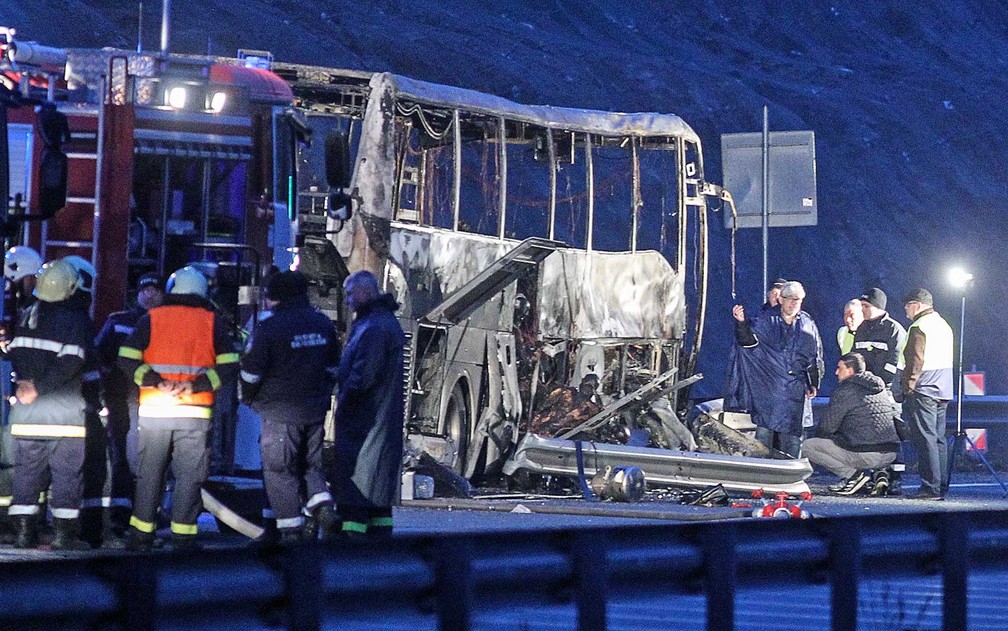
[{"xmin": 804, "ymin": 352, "xmax": 900, "ymax": 495}]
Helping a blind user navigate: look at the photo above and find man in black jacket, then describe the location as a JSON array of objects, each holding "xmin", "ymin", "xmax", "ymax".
[
  {"xmin": 240, "ymin": 271, "xmax": 340, "ymax": 543},
  {"xmin": 333, "ymin": 270, "xmax": 407, "ymax": 537},
  {"xmin": 804, "ymin": 352, "xmax": 900, "ymax": 495},
  {"xmin": 854, "ymin": 287, "xmax": 907, "ymax": 388}
]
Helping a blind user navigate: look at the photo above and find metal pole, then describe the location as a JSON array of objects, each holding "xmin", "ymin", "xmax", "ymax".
[
  {"xmin": 585, "ymin": 133, "xmax": 594, "ymax": 252},
  {"xmin": 547, "ymin": 130, "xmax": 557, "ymax": 240},
  {"xmin": 957, "ymin": 293, "xmax": 966, "ymax": 434},
  {"xmin": 160, "ymin": 0, "xmax": 170, "ymax": 55},
  {"xmin": 761, "ymin": 105, "xmax": 769, "ymax": 295},
  {"xmin": 451, "ymin": 109, "xmax": 461, "ymax": 232},
  {"xmin": 497, "ymin": 116, "xmax": 506, "ymax": 240},
  {"xmin": 137, "ymin": 1, "xmax": 144, "ymax": 53}
]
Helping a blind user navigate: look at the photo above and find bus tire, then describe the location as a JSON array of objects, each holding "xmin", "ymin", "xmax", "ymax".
[{"xmin": 443, "ymin": 381, "xmax": 470, "ymax": 475}]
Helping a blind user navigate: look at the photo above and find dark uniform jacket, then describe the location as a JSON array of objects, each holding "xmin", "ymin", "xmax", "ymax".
[
  {"xmin": 240, "ymin": 295, "xmax": 339, "ymax": 423},
  {"xmin": 852, "ymin": 312, "xmax": 906, "ymax": 388},
  {"xmin": 7, "ymin": 300, "xmax": 94, "ymax": 436},
  {"xmin": 95, "ymin": 306, "xmax": 145, "ymax": 397},
  {"xmin": 333, "ymin": 293, "xmax": 407, "ymax": 507},
  {"xmin": 817, "ymin": 371, "xmax": 900, "ymax": 453}
]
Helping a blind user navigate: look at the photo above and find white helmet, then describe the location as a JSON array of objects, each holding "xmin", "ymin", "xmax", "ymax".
[
  {"xmin": 34, "ymin": 259, "xmax": 80, "ymax": 303},
  {"xmin": 4, "ymin": 246, "xmax": 42, "ymax": 282},
  {"xmin": 62, "ymin": 255, "xmax": 97, "ymax": 294},
  {"xmin": 167, "ymin": 266, "xmax": 208, "ymax": 298}
]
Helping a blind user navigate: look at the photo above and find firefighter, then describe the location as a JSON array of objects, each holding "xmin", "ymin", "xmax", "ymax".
[
  {"xmin": 92, "ymin": 273, "xmax": 164, "ymax": 538},
  {"xmin": 118, "ymin": 266, "xmax": 239, "ymax": 550},
  {"xmin": 7, "ymin": 260, "xmax": 93, "ymax": 550},
  {"xmin": 332, "ymin": 270, "xmax": 407, "ymax": 538},
  {"xmin": 61, "ymin": 255, "xmax": 109, "ymax": 546},
  {"xmin": 240, "ymin": 270, "xmax": 339, "ymax": 543}
]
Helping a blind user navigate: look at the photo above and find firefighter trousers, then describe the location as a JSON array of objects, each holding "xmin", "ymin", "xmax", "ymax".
[
  {"xmin": 105, "ymin": 395, "xmax": 137, "ymax": 510},
  {"xmin": 260, "ymin": 419, "xmax": 331, "ymax": 529},
  {"xmin": 9, "ymin": 437, "xmax": 85, "ymax": 519},
  {"xmin": 131, "ymin": 428, "xmax": 208, "ymax": 535}
]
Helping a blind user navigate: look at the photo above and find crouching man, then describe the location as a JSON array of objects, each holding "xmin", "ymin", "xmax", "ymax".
[{"xmin": 804, "ymin": 352, "xmax": 900, "ymax": 495}]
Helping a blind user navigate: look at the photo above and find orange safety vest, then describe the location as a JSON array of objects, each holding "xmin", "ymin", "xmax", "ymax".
[{"xmin": 138, "ymin": 305, "xmax": 217, "ymax": 419}]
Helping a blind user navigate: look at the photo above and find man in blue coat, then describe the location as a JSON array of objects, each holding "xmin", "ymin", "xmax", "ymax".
[
  {"xmin": 726, "ymin": 281, "xmax": 824, "ymax": 458},
  {"xmin": 333, "ymin": 270, "xmax": 407, "ymax": 537}
]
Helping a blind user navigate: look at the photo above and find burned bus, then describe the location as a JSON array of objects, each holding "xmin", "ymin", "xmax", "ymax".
[
  {"xmin": 1, "ymin": 32, "xmax": 811, "ymax": 495},
  {"xmin": 275, "ymin": 66, "xmax": 811, "ymax": 493}
]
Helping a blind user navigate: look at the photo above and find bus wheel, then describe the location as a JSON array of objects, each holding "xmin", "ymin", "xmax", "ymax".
[{"xmin": 444, "ymin": 381, "xmax": 470, "ymax": 474}]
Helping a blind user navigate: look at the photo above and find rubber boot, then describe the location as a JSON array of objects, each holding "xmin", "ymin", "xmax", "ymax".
[
  {"xmin": 14, "ymin": 514, "xmax": 37, "ymax": 549},
  {"xmin": 109, "ymin": 507, "xmax": 131, "ymax": 539},
  {"xmin": 171, "ymin": 533, "xmax": 200, "ymax": 552},
  {"xmin": 315, "ymin": 504, "xmax": 338, "ymax": 541},
  {"xmin": 125, "ymin": 526, "xmax": 155, "ymax": 552},
  {"xmin": 79, "ymin": 507, "xmax": 104, "ymax": 549},
  {"xmin": 278, "ymin": 527, "xmax": 303, "ymax": 546},
  {"xmin": 52, "ymin": 518, "xmax": 91, "ymax": 551}
]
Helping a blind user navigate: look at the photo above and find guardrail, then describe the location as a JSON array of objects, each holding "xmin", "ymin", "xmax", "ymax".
[{"xmin": 0, "ymin": 510, "xmax": 1005, "ymax": 630}]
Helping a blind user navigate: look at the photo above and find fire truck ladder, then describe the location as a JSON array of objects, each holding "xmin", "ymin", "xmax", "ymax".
[{"xmin": 40, "ymin": 106, "xmax": 105, "ymax": 298}]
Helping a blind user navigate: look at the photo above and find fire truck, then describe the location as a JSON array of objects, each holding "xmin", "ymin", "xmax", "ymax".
[{"xmin": 1, "ymin": 28, "xmax": 813, "ymax": 499}]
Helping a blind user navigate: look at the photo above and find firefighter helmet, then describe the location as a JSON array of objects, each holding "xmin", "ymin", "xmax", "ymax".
[
  {"xmin": 4, "ymin": 246, "xmax": 42, "ymax": 282},
  {"xmin": 33, "ymin": 259, "xmax": 80, "ymax": 303},
  {"xmin": 167, "ymin": 266, "xmax": 208, "ymax": 298},
  {"xmin": 62, "ymin": 255, "xmax": 96, "ymax": 294}
]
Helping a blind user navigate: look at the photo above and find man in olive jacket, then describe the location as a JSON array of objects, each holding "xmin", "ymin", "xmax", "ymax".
[{"xmin": 804, "ymin": 352, "xmax": 900, "ymax": 495}]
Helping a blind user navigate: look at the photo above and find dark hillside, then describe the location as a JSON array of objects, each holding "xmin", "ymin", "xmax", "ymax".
[{"xmin": 7, "ymin": 0, "xmax": 1008, "ymax": 395}]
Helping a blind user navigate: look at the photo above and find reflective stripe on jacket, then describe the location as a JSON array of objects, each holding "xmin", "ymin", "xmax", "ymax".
[{"xmin": 139, "ymin": 305, "xmax": 216, "ymax": 418}]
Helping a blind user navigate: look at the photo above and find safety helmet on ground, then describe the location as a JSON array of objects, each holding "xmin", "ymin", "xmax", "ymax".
[
  {"xmin": 33, "ymin": 259, "xmax": 80, "ymax": 303},
  {"xmin": 62, "ymin": 255, "xmax": 97, "ymax": 294},
  {"xmin": 4, "ymin": 246, "xmax": 42, "ymax": 282},
  {"xmin": 166, "ymin": 266, "xmax": 208, "ymax": 298}
]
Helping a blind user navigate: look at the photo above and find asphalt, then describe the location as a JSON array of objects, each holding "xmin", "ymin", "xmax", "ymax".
[{"xmin": 0, "ymin": 470, "xmax": 1003, "ymax": 561}]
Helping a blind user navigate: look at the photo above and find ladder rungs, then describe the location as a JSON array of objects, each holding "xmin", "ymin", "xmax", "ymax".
[{"xmin": 44, "ymin": 240, "xmax": 93, "ymax": 248}]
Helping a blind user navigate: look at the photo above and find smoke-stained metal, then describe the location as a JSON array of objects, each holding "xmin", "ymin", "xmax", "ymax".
[
  {"xmin": 389, "ymin": 227, "xmax": 685, "ymax": 341},
  {"xmin": 497, "ymin": 115, "xmax": 506, "ymax": 240},
  {"xmin": 631, "ymin": 137, "xmax": 640, "ymax": 252},
  {"xmin": 585, "ymin": 133, "xmax": 594, "ymax": 251},
  {"xmin": 452, "ymin": 109, "xmax": 460, "ymax": 231},
  {"xmin": 547, "ymin": 128, "xmax": 556, "ymax": 240}
]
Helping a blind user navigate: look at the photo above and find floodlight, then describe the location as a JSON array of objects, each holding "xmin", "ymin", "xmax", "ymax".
[
  {"xmin": 165, "ymin": 86, "xmax": 188, "ymax": 109},
  {"xmin": 209, "ymin": 91, "xmax": 227, "ymax": 113},
  {"xmin": 947, "ymin": 267, "xmax": 973, "ymax": 289}
]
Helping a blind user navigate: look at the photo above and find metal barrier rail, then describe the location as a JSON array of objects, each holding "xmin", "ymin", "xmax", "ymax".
[{"xmin": 0, "ymin": 510, "xmax": 1006, "ymax": 630}]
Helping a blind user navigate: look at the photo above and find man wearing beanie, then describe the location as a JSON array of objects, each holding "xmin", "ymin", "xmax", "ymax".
[
  {"xmin": 854, "ymin": 287, "xmax": 907, "ymax": 389},
  {"xmin": 895, "ymin": 287, "xmax": 954, "ymax": 500},
  {"xmin": 240, "ymin": 270, "xmax": 340, "ymax": 543}
]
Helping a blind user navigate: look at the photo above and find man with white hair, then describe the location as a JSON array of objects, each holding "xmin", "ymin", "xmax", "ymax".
[
  {"xmin": 837, "ymin": 299, "xmax": 863, "ymax": 354},
  {"xmin": 727, "ymin": 280, "xmax": 824, "ymax": 458},
  {"xmin": 332, "ymin": 270, "xmax": 407, "ymax": 537}
]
